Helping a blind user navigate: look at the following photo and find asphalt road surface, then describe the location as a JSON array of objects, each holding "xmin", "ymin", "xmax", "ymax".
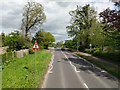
[{"xmin": 42, "ymin": 48, "xmax": 119, "ymax": 89}]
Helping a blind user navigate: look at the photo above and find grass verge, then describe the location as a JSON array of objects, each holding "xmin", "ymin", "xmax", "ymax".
[
  {"xmin": 76, "ymin": 53, "xmax": 120, "ymax": 79},
  {"xmin": 2, "ymin": 50, "xmax": 52, "ymax": 88}
]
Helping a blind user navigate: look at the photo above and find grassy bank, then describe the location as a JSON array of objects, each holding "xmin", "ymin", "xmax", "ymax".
[
  {"xmin": 2, "ymin": 50, "xmax": 52, "ymax": 88},
  {"xmin": 76, "ymin": 53, "xmax": 120, "ymax": 79}
]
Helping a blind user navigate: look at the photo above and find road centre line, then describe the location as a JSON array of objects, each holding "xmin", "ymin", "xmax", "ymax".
[
  {"xmin": 61, "ymin": 51, "xmax": 80, "ymax": 73},
  {"xmin": 61, "ymin": 50, "xmax": 90, "ymax": 89},
  {"xmin": 84, "ymin": 83, "xmax": 89, "ymax": 90}
]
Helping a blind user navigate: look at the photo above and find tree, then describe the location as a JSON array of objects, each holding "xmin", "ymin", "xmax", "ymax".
[
  {"xmin": 64, "ymin": 40, "xmax": 74, "ymax": 48},
  {"xmin": 99, "ymin": 2, "xmax": 120, "ymax": 50},
  {"xmin": 33, "ymin": 30, "xmax": 55, "ymax": 49},
  {"xmin": 6, "ymin": 31, "xmax": 32, "ymax": 51},
  {"xmin": 21, "ymin": 2, "xmax": 46, "ymax": 38},
  {"xmin": 1, "ymin": 33, "xmax": 7, "ymax": 47},
  {"xmin": 66, "ymin": 4, "xmax": 97, "ymax": 48},
  {"xmin": 56, "ymin": 41, "xmax": 63, "ymax": 47}
]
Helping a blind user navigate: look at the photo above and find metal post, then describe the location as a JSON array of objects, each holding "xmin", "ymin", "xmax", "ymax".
[
  {"xmin": 34, "ymin": 40, "xmax": 37, "ymax": 74},
  {"xmin": 34, "ymin": 48, "xmax": 36, "ymax": 74}
]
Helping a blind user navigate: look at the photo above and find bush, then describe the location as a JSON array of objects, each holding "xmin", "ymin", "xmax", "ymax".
[
  {"xmin": 84, "ymin": 49, "xmax": 91, "ymax": 53},
  {"xmin": 7, "ymin": 52, "xmax": 13, "ymax": 60},
  {"xmin": 14, "ymin": 50, "xmax": 17, "ymax": 58},
  {"xmin": 93, "ymin": 49, "xmax": 100, "ymax": 56},
  {"xmin": 29, "ymin": 48, "xmax": 35, "ymax": 54},
  {"xmin": 93, "ymin": 50, "xmax": 120, "ymax": 63},
  {"xmin": 2, "ymin": 53, "xmax": 6, "ymax": 64},
  {"xmin": 7, "ymin": 48, "xmax": 11, "ymax": 52},
  {"xmin": 78, "ymin": 46, "xmax": 86, "ymax": 51},
  {"xmin": 23, "ymin": 52, "xmax": 26, "ymax": 56},
  {"xmin": 2, "ymin": 52, "xmax": 13, "ymax": 64},
  {"xmin": 39, "ymin": 45, "xmax": 44, "ymax": 49}
]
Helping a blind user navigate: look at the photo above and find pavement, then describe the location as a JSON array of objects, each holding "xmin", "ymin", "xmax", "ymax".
[{"xmin": 42, "ymin": 48, "xmax": 119, "ymax": 89}]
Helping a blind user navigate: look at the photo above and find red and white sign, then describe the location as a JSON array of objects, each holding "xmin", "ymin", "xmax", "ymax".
[{"xmin": 32, "ymin": 42, "xmax": 40, "ymax": 49}]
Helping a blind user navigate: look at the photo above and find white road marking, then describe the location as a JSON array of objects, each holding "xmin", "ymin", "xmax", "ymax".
[
  {"xmin": 42, "ymin": 49, "xmax": 54, "ymax": 88},
  {"xmin": 84, "ymin": 83, "xmax": 89, "ymax": 90},
  {"xmin": 48, "ymin": 54, "xmax": 54, "ymax": 74},
  {"xmin": 61, "ymin": 51, "xmax": 80, "ymax": 73}
]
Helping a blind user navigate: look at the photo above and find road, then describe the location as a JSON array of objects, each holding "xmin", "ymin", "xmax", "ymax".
[{"xmin": 42, "ymin": 48, "xmax": 119, "ymax": 89}]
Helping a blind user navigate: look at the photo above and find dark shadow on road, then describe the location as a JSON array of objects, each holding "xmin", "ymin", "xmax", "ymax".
[{"xmin": 62, "ymin": 56, "xmax": 117, "ymax": 81}]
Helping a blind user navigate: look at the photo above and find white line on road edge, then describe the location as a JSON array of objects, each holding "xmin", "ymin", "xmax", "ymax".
[
  {"xmin": 61, "ymin": 51, "xmax": 80, "ymax": 73},
  {"xmin": 42, "ymin": 49, "xmax": 54, "ymax": 88},
  {"xmin": 84, "ymin": 83, "xmax": 89, "ymax": 90},
  {"xmin": 48, "ymin": 53, "xmax": 54, "ymax": 73}
]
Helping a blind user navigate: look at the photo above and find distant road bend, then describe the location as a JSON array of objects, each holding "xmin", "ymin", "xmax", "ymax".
[{"xmin": 42, "ymin": 48, "xmax": 119, "ymax": 89}]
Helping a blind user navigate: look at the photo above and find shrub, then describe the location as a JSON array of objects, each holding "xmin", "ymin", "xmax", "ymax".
[
  {"xmin": 84, "ymin": 49, "xmax": 91, "ymax": 53},
  {"xmin": 2, "ymin": 53, "xmax": 6, "ymax": 64},
  {"xmin": 29, "ymin": 48, "xmax": 35, "ymax": 54},
  {"xmin": 14, "ymin": 50, "xmax": 17, "ymax": 58},
  {"xmin": 23, "ymin": 52, "xmax": 26, "ymax": 56},
  {"xmin": 7, "ymin": 48, "xmax": 11, "ymax": 52},
  {"xmin": 6, "ymin": 52, "xmax": 13, "ymax": 60},
  {"xmin": 93, "ymin": 49, "xmax": 100, "ymax": 56},
  {"xmin": 78, "ymin": 46, "xmax": 86, "ymax": 51},
  {"xmin": 39, "ymin": 45, "xmax": 44, "ymax": 49}
]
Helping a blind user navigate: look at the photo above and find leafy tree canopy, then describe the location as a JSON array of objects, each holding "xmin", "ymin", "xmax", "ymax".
[{"xmin": 21, "ymin": 2, "xmax": 46, "ymax": 38}]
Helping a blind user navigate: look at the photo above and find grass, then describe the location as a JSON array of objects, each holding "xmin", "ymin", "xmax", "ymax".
[
  {"xmin": 0, "ymin": 54, "xmax": 2, "ymax": 90},
  {"xmin": 76, "ymin": 53, "xmax": 120, "ymax": 79},
  {"xmin": 2, "ymin": 50, "xmax": 52, "ymax": 88}
]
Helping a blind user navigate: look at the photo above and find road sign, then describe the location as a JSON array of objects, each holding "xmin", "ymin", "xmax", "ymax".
[
  {"xmin": 32, "ymin": 41, "xmax": 39, "ymax": 74},
  {"xmin": 32, "ymin": 42, "xmax": 40, "ymax": 49}
]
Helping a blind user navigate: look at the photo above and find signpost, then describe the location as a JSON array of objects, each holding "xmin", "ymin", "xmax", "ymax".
[
  {"xmin": 32, "ymin": 41, "xmax": 40, "ymax": 74},
  {"xmin": 90, "ymin": 44, "xmax": 92, "ymax": 53}
]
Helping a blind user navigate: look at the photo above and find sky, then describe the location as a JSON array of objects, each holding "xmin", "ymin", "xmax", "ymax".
[{"xmin": 0, "ymin": 0, "xmax": 115, "ymax": 43}]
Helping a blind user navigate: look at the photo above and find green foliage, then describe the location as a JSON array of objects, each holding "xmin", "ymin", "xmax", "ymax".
[
  {"xmin": 29, "ymin": 48, "xmax": 35, "ymax": 54},
  {"xmin": 93, "ymin": 51, "xmax": 120, "ymax": 62},
  {"xmin": 14, "ymin": 51, "xmax": 17, "ymax": 58},
  {"xmin": 23, "ymin": 52, "xmax": 27, "ymax": 56},
  {"xmin": 56, "ymin": 41, "xmax": 63, "ymax": 47},
  {"xmin": 2, "ymin": 53, "xmax": 6, "ymax": 64},
  {"xmin": 66, "ymin": 4, "xmax": 97, "ymax": 48},
  {"xmin": 21, "ymin": 2, "xmax": 46, "ymax": 38},
  {"xmin": 5, "ymin": 31, "xmax": 33, "ymax": 51},
  {"xmin": 76, "ymin": 53, "xmax": 120, "ymax": 79},
  {"xmin": 32, "ymin": 30, "xmax": 55, "ymax": 49},
  {"xmin": 84, "ymin": 48, "xmax": 99, "ymax": 54},
  {"xmin": 64, "ymin": 40, "xmax": 74, "ymax": 48},
  {"xmin": 7, "ymin": 48, "xmax": 11, "ymax": 52},
  {"xmin": 39, "ymin": 46, "xmax": 44, "ymax": 49},
  {"xmin": 2, "ymin": 50, "xmax": 52, "ymax": 88},
  {"xmin": 2, "ymin": 52, "xmax": 13, "ymax": 64}
]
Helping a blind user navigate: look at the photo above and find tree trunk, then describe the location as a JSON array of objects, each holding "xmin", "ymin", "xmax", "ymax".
[{"xmin": 25, "ymin": 30, "xmax": 28, "ymax": 39}]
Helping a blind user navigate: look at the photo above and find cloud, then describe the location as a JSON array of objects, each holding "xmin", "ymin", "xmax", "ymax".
[{"xmin": 0, "ymin": 0, "xmax": 115, "ymax": 43}]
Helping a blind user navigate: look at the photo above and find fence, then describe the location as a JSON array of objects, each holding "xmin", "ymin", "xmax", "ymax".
[{"xmin": 2, "ymin": 49, "xmax": 29, "ymax": 64}]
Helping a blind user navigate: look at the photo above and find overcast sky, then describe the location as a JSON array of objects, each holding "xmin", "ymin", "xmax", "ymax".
[{"xmin": 0, "ymin": 0, "xmax": 115, "ymax": 43}]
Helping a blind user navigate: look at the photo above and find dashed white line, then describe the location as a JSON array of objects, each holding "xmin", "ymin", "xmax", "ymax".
[
  {"xmin": 84, "ymin": 83, "xmax": 89, "ymax": 90},
  {"xmin": 61, "ymin": 51, "xmax": 80, "ymax": 73}
]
